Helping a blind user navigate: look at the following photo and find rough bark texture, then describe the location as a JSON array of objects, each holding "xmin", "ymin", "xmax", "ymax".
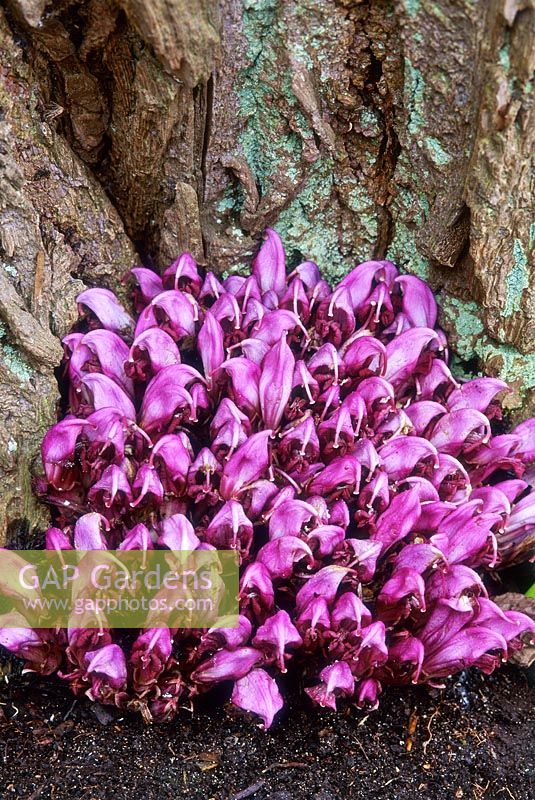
[{"xmin": 0, "ymin": 0, "xmax": 534, "ymax": 541}]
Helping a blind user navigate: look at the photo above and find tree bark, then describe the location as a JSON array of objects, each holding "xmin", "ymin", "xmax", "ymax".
[{"xmin": 0, "ymin": 0, "xmax": 533, "ymax": 541}]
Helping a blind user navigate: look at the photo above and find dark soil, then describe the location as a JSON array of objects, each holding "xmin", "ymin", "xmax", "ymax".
[{"xmin": 0, "ymin": 667, "xmax": 534, "ymax": 800}]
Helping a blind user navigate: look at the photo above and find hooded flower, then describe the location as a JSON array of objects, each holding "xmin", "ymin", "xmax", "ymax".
[
  {"xmin": 126, "ymin": 328, "xmax": 181, "ymax": 381},
  {"xmin": 305, "ymin": 661, "xmax": 354, "ymax": 710},
  {"xmin": 191, "ymin": 647, "xmax": 263, "ymax": 684},
  {"xmin": 256, "ymin": 536, "xmax": 314, "ymax": 579},
  {"xmin": 252, "ymin": 610, "xmax": 302, "ymax": 671},
  {"xmin": 41, "ymin": 418, "xmax": 92, "ymax": 490},
  {"xmin": 376, "ymin": 568, "xmax": 427, "ymax": 626},
  {"xmin": 252, "ymin": 228, "xmax": 286, "ymax": 297},
  {"xmin": 198, "ymin": 311, "xmax": 225, "ymax": 381},
  {"xmin": 85, "ymin": 643, "xmax": 127, "ymax": 691},
  {"xmin": 204, "ymin": 500, "xmax": 254, "ymax": 555},
  {"xmin": 131, "ymin": 628, "xmax": 172, "ymax": 690},
  {"xmin": 259, "ymin": 333, "xmax": 295, "ymax": 429},
  {"xmin": 371, "ymin": 487, "xmax": 422, "ymax": 552},
  {"xmin": 356, "ymin": 677, "xmax": 382, "ymax": 709},
  {"xmin": 76, "ymin": 288, "xmax": 134, "ymax": 338},
  {"xmin": 231, "ymin": 669, "xmax": 284, "ymax": 728},
  {"xmin": 0, "ymin": 622, "xmax": 63, "ymax": 675},
  {"xmin": 220, "ymin": 431, "xmax": 272, "ymax": 500}
]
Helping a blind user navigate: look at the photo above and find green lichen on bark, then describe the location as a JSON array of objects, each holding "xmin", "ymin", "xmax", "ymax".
[
  {"xmin": 439, "ymin": 295, "xmax": 535, "ymax": 413},
  {"xmin": 503, "ymin": 239, "xmax": 530, "ymax": 318},
  {"xmin": 0, "ymin": 323, "xmax": 34, "ymax": 384},
  {"xmin": 404, "ymin": 57, "xmax": 426, "ymax": 135},
  {"xmin": 425, "ymin": 136, "xmax": 451, "ymax": 166},
  {"xmin": 234, "ymin": 0, "xmax": 381, "ymax": 279}
]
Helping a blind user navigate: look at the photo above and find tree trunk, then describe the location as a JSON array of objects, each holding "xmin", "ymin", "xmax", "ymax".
[{"xmin": 0, "ymin": 0, "xmax": 533, "ymax": 542}]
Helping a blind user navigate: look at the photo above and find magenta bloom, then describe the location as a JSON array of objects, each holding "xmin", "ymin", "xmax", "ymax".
[
  {"xmin": 5, "ymin": 227, "xmax": 533, "ymax": 727},
  {"xmin": 231, "ymin": 668, "xmax": 284, "ymax": 728},
  {"xmin": 305, "ymin": 661, "xmax": 355, "ymax": 710}
]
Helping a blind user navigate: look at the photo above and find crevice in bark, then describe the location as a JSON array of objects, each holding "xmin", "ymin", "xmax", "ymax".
[
  {"xmin": 200, "ymin": 74, "xmax": 215, "ymax": 205},
  {"xmin": 3, "ymin": 1, "xmax": 206, "ymax": 266},
  {"xmin": 334, "ymin": 0, "xmax": 402, "ymax": 259}
]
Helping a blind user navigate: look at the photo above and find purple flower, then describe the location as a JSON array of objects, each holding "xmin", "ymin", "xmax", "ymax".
[
  {"xmin": 315, "ymin": 287, "xmax": 356, "ymax": 347},
  {"xmin": 204, "ymin": 500, "xmax": 254, "ymax": 555},
  {"xmin": 191, "ymin": 647, "xmax": 263, "ymax": 684},
  {"xmin": 394, "ymin": 274, "xmax": 437, "ymax": 329},
  {"xmin": 376, "ymin": 567, "xmax": 426, "ymax": 626},
  {"xmin": 268, "ymin": 498, "xmax": 317, "ymax": 539},
  {"xmin": 380, "ymin": 635, "xmax": 424, "ymax": 684},
  {"xmin": 305, "ymin": 661, "xmax": 354, "ymax": 710},
  {"xmin": 513, "ymin": 417, "xmax": 535, "ymax": 464},
  {"xmin": 429, "ymin": 408, "xmax": 491, "ymax": 456},
  {"xmin": 73, "ymin": 512, "xmax": 109, "ymax": 549},
  {"xmin": 356, "ymin": 677, "xmax": 382, "ymax": 709},
  {"xmin": 474, "ymin": 598, "xmax": 535, "ymax": 656},
  {"xmin": 136, "ymin": 289, "xmax": 197, "ymax": 341},
  {"xmin": 405, "ymin": 400, "xmax": 446, "ymax": 435},
  {"xmin": 252, "ymin": 228, "xmax": 286, "ymax": 297},
  {"xmin": 67, "ymin": 330, "xmax": 133, "ymax": 398},
  {"xmin": 200, "ymin": 615, "xmax": 252, "ymax": 654},
  {"xmin": 118, "ymin": 523, "xmax": 153, "ymax": 551},
  {"xmin": 331, "ymin": 592, "xmax": 372, "ymax": 633},
  {"xmin": 425, "ymin": 565, "xmax": 487, "ymax": 611},
  {"xmin": 338, "ymin": 260, "xmax": 397, "ymax": 315},
  {"xmin": 258, "ymin": 536, "xmax": 314, "ymax": 580},
  {"xmin": 252, "ymin": 610, "xmax": 302, "ymax": 671},
  {"xmin": 85, "ymin": 643, "xmax": 127, "ymax": 691},
  {"xmin": 187, "ymin": 447, "xmax": 221, "ymax": 504},
  {"xmin": 45, "ymin": 527, "xmax": 73, "ymax": 551},
  {"xmin": 88, "ymin": 464, "xmax": 132, "ymax": 515},
  {"xmin": 129, "ymin": 267, "xmax": 163, "ymax": 309},
  {"xmin": 259, "ymin": 333, "xmax": 295, "ymax": 430},
  {"xmin": 218, "ymin": 358, "xmax": 261, "ymax": 418},
  {"xmin": 422, "ymin": 625, "xmax": 506, "ymax": 679},
  {"xmin": 307, "ymin": 455, "xmax": 363, "ymax": 499},
  {"xmin": 163, "ymin": 252, "xmax": 202, "ymax": 295},
  {"xmin": 333, "ymin": 539, "xmax": 382, "ymax": 582},
  {"xmin": 296, "ymin": 566, "xmax": 350, "ymax": 614},
  {"xmin": 391, "ymin": 543, "xmax": 446, "ymax": 574},
  {"xmin": 76, "ymin": 288, "xmax": 134, "ymax": 338},
  {"xmin": 342, "ymin": 335, "xmax": 387, "ymax": 379},
  {"xmin": 158, "ymin": 514, "xmax": 200, "ymax": 551},
  {"xmin": 351, "ymin": 622, "xmax": 389, "ymax": 676},
  {"xmin": 447, "ymin": 377, "xmax": 508, "ymax": 413},
  {"xmin": 231, "ymin": 668, "xmax": 284, "ymax": 728},
  {"xmin": 150, "ymin": 434, "xmax": 191, "ymax": 496},
  {"xmin": 139, "ymin": 364, "xmax": 205, "ymax": 433},
  {"xmin": 76, "ymin": 373, "xmax": 136, "ymax": 419},
  {"xmin": 41, "ymin": 418, "xmax": 92, "ymax": 490},
  {"xmin": 131, "ymin": 628, "xmax": 172, "ymax": 690},
  {"xmin": 384, "ymin": 327, "xmax": 440, "ymax": 391},
  {"xmin": 0, "ymin": 624, "xmax": 63, "ymax": 675},
  {"xmin": 297, "ymin": 597, "xmax": 331, "ymax": 640},
  {"xmin": 239, "ymin": 563, "xmax": 275, "ymax": 619},
  {"xmin": 432, "ymin": 501, "xmax": 497, "ymax": 567},
  {"xmin": 126, "ymin": 328, "xmax": 181, "ymax": 381},
  {"xmin": 378, "ymin": 436, "xmax": 438, "ymax": 480},
  {"xmin": 198, "ymin": 311, "xmax": 225, "ymax": 381},
  {"xmin": 220, "ymin": 431, "xmax": 272, "ymax": 500},
  {"xmin": 131, "ymin": 464, "xmax": 164, "ymax": 508},
  {"xmin": 280, "ymin": 276, "xmax": 310, "ymax": 321},
  {"xmin": 372, "ymin": 487, "xmax": 422, "ymax": 552}
]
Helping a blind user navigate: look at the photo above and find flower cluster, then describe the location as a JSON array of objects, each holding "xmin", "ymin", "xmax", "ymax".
[{"xmin": 2, "ymin": 229, "xmax": 535, "ymax": 727}]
